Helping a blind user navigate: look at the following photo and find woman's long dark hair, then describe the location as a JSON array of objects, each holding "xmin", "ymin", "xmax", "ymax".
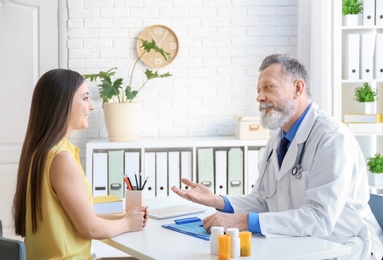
[{"xmin": 13, "ymin": 69, "xmax": 84, "ymax": 236}]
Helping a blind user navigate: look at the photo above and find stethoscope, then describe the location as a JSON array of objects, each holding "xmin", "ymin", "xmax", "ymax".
[{"xmin": 257, "ymin": 123, "xmax": 315, "ymax": 199}]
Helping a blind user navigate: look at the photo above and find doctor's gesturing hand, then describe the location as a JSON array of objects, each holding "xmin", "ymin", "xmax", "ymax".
[
  {"xmin": 171, "ymin": 178, "xmax": 225, "ymax": 210},
  {"xmin": 171, "ymin": 178, "xmax": 249, "ymax": 232}
]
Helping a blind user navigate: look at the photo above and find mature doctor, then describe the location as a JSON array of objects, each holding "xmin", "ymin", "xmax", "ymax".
[{"xmin": 172, "ymin": 54, "xmax": 383, "ymax": 260}]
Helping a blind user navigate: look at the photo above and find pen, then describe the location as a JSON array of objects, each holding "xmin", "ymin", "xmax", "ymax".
[
  {"xmin": 139, "ymin": 172, "xmax": 142, "ymax": 190},
  {"xmin": 127, "ymin": 176, "xmax": 133, "ymax": 190},
  {"xmin": 141, "ymin": 177, "xmax": 148, "ymax": 190},
  {"xmin": 134, "ymin": 173, "xmax": 139, "ymax": 190}
]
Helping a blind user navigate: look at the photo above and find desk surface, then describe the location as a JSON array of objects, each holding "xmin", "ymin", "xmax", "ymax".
[{"xmin": 102, "ymin": 197, "xmax": 351, "ymax": 260}]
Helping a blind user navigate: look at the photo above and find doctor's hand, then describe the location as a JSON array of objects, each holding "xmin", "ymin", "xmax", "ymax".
[
  {"xmin": 203, "ymin": 212, "xmax": 249, "ymax": 232},
  {"xmin": 171, "ymin": 178, "xmax": 225, "ymax": 210}
]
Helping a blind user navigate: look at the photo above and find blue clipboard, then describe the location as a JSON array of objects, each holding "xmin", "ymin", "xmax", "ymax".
[{"xmin": 161, "ymin": 217, "xmax": 210, "ymax": 241}]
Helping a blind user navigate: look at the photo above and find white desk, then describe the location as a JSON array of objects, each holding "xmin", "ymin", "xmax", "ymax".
[{"xmin": 101, "ymin": 197, "xmax": 351, "ymax": 260}]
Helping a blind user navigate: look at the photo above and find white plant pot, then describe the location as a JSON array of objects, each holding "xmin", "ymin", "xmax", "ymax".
[
  {"xmin": 373, "ymin": 173, "xmax": 383, "ymax": 186},
  {"xmin": 103, "ymin": 102, "xmax": 142, "ymax": 142},
  {"xmin": 368, "ymin": 171, "xmax": 383, "ymax": 186},
  {"xmin": 343, "ymin": 14, "xmax": 359, "ymax": 26},
  {"xmin": 355, "ymin": 102, "xmax": 376, "ymax": 114}
]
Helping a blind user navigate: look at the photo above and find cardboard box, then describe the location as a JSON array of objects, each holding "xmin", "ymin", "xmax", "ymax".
[{"xmin": 235, "ymin": 116, "xmax": 270, "ymax": 140}]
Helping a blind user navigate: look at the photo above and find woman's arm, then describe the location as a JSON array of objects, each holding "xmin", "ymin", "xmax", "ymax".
[{"xmin": 50, "ymin": 151, "xmax": 147, "ymax": 239}]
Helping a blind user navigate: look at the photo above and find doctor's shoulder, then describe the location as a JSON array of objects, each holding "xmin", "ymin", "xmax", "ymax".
[{"xmin": 315, "ymin": 112, "xmax": 353, "ymax": 135}]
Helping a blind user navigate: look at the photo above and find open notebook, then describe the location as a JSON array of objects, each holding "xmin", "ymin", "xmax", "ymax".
[{"xmin": 148, "ymin": 204, "xmax": 206, "ymax": 220}]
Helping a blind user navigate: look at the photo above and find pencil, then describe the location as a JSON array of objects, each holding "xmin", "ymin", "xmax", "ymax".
[{"xmin": 121, "ymin": 173, "xmax": 132, "ymax": 190}]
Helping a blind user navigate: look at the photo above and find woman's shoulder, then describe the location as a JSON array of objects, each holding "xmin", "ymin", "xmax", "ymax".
[{"xmin": 50, "ymin": 138, "xmax": 76, "ymax": 154}]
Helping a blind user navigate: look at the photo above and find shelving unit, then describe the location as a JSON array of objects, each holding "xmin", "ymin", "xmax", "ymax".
[
  {"xmin": 85, "ymin": 137, "xmax": 267, "ymax": 199},
  {"xmin": 333, "ymin": 0, "xmax": 383, "ymax": 192}
]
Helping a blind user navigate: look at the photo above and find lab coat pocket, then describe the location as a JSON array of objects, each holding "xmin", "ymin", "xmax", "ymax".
[{"xmin": 290, "ymin": 171, "xmax": 308, "ymax": 208}]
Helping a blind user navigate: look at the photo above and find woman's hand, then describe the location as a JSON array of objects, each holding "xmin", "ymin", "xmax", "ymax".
[{"xmin": 123, "ymin": 206, "xmax": 148, "ymax": 232}]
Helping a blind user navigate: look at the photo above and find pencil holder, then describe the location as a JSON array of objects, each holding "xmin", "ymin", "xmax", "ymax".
[{"xmin": 125, "ymin": 190, "xmax": 145, "ymax": 211}]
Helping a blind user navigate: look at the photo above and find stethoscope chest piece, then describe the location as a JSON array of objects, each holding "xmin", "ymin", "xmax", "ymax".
[{"xmin": 291, "ymin": 165, "xmax": 303, "ymax": 179}]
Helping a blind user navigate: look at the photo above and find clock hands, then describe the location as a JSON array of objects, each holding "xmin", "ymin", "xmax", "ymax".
[
  {"xmin": 157, "ymin": 30, "xmax": 168, "ymax": 47},
  {"xmin": 149, "ymin": 30, "xmax": 168, "ymax": 48},
  {"xmin": 149, "ymin": 31, "xmax": 159, "ymax": 46}
]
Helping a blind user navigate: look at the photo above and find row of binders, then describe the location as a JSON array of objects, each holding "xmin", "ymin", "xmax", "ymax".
[
  {"xmin": 343, "ymin": 33, "xmax": 383, "ymax": 81},
  {"xmin": 92, "ymin": 147, "xmax": 265, "ymax": 199},
  {"xmin": 358, "ymin": 0, "xmax": 383, "ymax": 27},
  {"xmin": 93, "ymin": 149, "xmax": 193, "ymax": 198}
]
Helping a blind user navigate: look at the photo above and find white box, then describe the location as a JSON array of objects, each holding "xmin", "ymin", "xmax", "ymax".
[{"xmin": 235, "ymin": 116, "xmax": 270, "ymax": 140}]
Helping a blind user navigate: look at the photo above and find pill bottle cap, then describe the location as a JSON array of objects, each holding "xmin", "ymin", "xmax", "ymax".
[
  {"xmin": 211, "ymin": 226, "xmax": 224, "ymax": 235},
  {"xmin": 226, "ymin": 228, "xmax": 239, "ymax": 237}
]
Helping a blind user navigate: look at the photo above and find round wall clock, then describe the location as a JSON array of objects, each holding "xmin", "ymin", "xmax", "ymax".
[{"xmin": 136, "ymin": 25, "xmax": 179, "ymax": 68}]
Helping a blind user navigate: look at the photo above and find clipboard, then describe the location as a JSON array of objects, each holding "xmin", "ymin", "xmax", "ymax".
[{"xmin": 161, "ymin": 217, "xmax": 210, "ymax": 241}]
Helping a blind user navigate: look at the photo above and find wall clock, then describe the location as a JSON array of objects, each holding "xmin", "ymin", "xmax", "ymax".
[{"xmin": 136, "ymin": 25, "xmax": 179, "ymax": 68}]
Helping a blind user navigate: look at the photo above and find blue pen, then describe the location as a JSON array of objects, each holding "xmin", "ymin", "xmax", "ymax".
[{"xmin": 174, "ymin": 217, "xmax": 201, "ymax": 224}]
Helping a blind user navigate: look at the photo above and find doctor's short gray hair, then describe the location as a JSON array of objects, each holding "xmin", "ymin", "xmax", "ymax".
[{"xmin": 259, "ymin": 54, "xmax": 311, "ymax": 98}]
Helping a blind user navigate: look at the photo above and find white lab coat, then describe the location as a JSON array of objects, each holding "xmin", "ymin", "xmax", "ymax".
[{"xmin": 227, "ymin": 103, "xmax": 383, "ymax": 259}]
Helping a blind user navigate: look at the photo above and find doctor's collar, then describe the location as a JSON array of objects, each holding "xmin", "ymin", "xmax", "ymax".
[{"xmin": 282, "ymin": 103, "xmax": 312, "ymax": 142}]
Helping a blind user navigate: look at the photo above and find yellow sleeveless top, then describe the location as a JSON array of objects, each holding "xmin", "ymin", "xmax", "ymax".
[{"xmin": 25, "ymin": 139, "xmax": 92, "ymax": 260}]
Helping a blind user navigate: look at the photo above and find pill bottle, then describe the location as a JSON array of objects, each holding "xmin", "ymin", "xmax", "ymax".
[
  {"xmin": 239, "ymin": 231, "xmax": 252, "ymax": 256},
  {"xmin": 218, "ymin": 234, "xmax": 231, "ymax": 260},
  {"xmin": 226, "ymin": 228, "xmax": 240, "ymax": 258},
  {"xmin": 210, "ymin": 226, "xmax": 224, "ymax": 255}
]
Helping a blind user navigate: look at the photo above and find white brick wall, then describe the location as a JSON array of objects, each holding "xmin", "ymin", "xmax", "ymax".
[{"xmin": 66, "ymin": 0, "xmax": 298, "ymax": 163}]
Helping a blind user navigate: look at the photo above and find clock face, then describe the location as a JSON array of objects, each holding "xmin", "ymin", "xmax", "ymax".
[{"xmin": 136, "ymin": 25, "xmax": 179, "ymax": 68}]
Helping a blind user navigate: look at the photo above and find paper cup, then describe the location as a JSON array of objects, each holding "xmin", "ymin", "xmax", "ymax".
[{"xmin": 125, "ymin": 190, "xmax": 145, "ymax": 211}]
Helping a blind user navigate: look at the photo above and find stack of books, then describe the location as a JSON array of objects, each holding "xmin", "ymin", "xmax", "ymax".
[
  {"xmin": 344, "ymin": 114, "xmax": 382, "ymax": 133},
  {"xmin": 93, "ymin": 195, "xmax": 123, "ymax": 214}
]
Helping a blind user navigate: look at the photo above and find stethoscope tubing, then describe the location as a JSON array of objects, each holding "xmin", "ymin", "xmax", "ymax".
[{"xmin": 257, "ymin": 121, "xmax": 317, "ymax": 199}]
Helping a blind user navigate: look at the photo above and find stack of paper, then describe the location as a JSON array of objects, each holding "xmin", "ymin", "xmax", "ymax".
[
  {"xmin": 93, "ymin": 195, "xmax": 123, "ymax": 214},
  {"xmin": 345, "ymin": 122, "xmax": 383, "ymax": 133},
  {"xmin": 344, "ymin": 114, "xmax": 383, "ymax": 133},
  {"xmin": 344, "ymin": 114, "xmax": 382, "ymax": 123}
]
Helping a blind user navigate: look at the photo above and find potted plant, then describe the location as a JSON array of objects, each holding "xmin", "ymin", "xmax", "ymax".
[
  {"xmin": 342, "ymin": 0, "xmax": 363, "ymax": 26},
  {"xmin": 367, "ymin": 153, "xmax": 383, "ymax": 185},
  {"xmin": 84, "ymin": 39, "xmax": 173, "ymax": 141},
  {"xmin": 354, "ymin": 82, "xmax": 378, "ymax": 114}
]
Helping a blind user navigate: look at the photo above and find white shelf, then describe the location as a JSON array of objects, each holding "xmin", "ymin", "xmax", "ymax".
[
  {"xmin": 333, "ymin": 1, "xmax": 383, "ymax": 191},
  {"xmin": 85, "ymin": 137, "xmax": 268, "ymax": 198}
]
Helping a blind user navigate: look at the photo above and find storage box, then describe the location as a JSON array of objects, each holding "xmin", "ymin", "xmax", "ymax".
[{"xmin": 235, "ymin": 116, "xmax": 270, "ymax": 140}]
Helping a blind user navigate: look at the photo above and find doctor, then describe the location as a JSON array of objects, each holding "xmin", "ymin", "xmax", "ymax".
[{"xmin": 172, "ymin": 54, "xmax": 383, "ymax": 260}]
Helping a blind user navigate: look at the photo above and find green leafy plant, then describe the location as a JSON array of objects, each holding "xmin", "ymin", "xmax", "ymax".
[
  {"xmin": 342, "ymin": 0, "xmax": 363, "ymax": 15},
  {"xmin": 354, "ymin": 82, "xmax": 378, "ymax": 102},
  {"xmin": 367, "ymin": 153, "xmax": 383, "ymax": 174},
  {"xmin": 83, "ymin": 39, "xmax": 173, "ymax": 103}
]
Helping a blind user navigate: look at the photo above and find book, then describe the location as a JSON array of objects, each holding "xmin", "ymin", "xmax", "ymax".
[
  {"xmin": 93, "ymin": 195, "xmax": 123, "ymax": 214},
  {"xmin": 345, "ymin": 122, "xmax": 383, "ymax": 133},
  {"xmin": 344, "ymin": 114, "xmax": 382, "ymax": 123}
]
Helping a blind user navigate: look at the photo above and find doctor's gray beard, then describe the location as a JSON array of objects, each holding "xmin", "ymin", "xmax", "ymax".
[{"xmin": 259, "ymin": 99, "xmax": 297, "ymax": 130}]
